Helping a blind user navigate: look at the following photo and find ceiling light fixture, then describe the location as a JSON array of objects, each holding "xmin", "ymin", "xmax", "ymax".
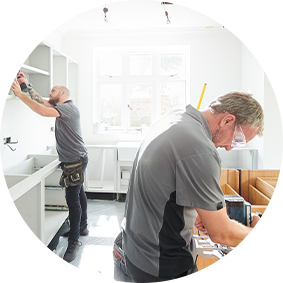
[{"xmin": 103, "ymin": 6, "xmax": 109, "ymax": 22}]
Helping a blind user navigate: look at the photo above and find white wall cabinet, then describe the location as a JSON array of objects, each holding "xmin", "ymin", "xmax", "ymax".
[{"xmin": 7, "ymin": 41, "xmax": 77, "ymax": 101}]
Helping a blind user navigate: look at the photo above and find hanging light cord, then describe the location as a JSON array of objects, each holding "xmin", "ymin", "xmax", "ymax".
[{"xmin": 165, "ymin": 11, "xmax": 170, "ymax": 24}]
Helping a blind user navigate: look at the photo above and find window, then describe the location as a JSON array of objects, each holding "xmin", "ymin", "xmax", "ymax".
[
  {"xmin": 130, "ymin": 54, "xmax": 153, "ymax": 76},
  {"xmin": 160, "ymin": 81, "xmax": 186, "ymax": 115},
  {"xmin": 100, "ymin": 84, "xmax": 122, "ymax": 127},
  {"xmin": 93, "ymin": 46, "xmax": 190, "ymax": 133},
  {"xmin": 129, "ymin": 83, "xmax": 153, "ymax": 127}
]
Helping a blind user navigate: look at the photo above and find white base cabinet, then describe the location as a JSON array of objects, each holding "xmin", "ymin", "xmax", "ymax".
[
  {"xmin": 4, "ymin": 142, "xmax": 140, "ymax": 245},
  {"xmin": 4, "ymin": 152, "xmax": 68, "ymax": 246},
  {"xmin": 85, "ymin": 142, "xmax": 140, "ymax": 194}
]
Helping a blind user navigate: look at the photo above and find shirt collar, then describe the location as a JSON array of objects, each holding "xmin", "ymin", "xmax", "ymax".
[
  {"xmin": 185, "ymin": 104, "xmax": 212, "ymax": 140},
  {"xmin": 63, "ymin": 100, "xmax": 72, "ymax": 104}
]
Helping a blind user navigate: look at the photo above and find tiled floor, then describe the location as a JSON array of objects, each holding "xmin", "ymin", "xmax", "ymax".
[{"xmin": 52, "ymin": 199, "xmax": 131, "ymax": 282}]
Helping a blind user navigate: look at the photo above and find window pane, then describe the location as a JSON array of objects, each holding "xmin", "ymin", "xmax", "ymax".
[
  {"xmin": 98, "ymin": 53, "xmax": 122, "ymax": 76},
  {"xmin": 100, "ymin": 84, "xmax": 122, "ymax": 127},
  {"xmin": 160, "ymin": 54, "xmax": 185, "ymax": 77},
  {"xmin": 160, "ymin": 82, "xmax": 186, "ymax": 115},
  {"xmin": 129, "ymin": 84, "xmax": 152, "ymax": 127},
  {"xmin": 130, "ymin": 54, "xmax": 152, "ymax": 76}
]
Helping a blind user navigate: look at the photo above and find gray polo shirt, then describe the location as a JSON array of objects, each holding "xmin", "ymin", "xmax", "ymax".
[
  {"xmin": 122, "ymin": 104, "xmax": 225, "ymax": 278},
  {"xmin": 54, "ymin": 100, "xmax": 87, "ymax": 163}
]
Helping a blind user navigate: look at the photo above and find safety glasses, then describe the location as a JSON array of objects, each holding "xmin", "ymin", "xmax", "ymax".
[{"xmin": 231, "ymin": 125, "xmax": 246, "ymax": 147}]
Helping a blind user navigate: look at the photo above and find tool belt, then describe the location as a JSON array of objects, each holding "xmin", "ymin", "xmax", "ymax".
[
  {"xmin": 113, "ymin": 231, "xmax": 128, "ymax": 275},
  {"xmin": 59, "ymin": 159, "xmax": 84, "ymax": 188}
]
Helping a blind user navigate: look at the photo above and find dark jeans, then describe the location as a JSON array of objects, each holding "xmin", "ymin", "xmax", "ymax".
[{"xmin": 65, "ymin": 154, "xmax": 88, "ymax": 243}]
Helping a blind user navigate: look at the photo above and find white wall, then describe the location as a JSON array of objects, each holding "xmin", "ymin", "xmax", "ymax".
[
  {"xmin": 0, "ymin": 98, "xmax": 56, "ymax": 170},
  {"xmin": 241, "ymin": 44, "xmax": 282, "ymax": 169},
  {"xmin": 44, "ymin": 28, "xmax": 64, "ymax": 52},
  {"xmin": 241, "ymin": 43, "xmax": 264, "ymax": 168},
  {"xmin": 264, "ymin": 73, "xmax": 283, "ymax": 169},
  {"xmin": 62, "ymin": 29, "xmax": 242, "ymax": 145}
]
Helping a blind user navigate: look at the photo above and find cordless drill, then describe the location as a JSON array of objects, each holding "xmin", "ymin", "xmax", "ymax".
[
  {"xmin": 225, "ymin": 195, "xmax": 262, "ymax": 227},
  {"xmin": 17, "ymin": 70, "xmax": 33, "ymax": 92}
]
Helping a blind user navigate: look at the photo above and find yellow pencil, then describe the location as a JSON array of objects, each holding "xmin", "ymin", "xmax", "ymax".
[{"xmin": 197, "ymin": 83, "xmax": 207, "ymax": 110}]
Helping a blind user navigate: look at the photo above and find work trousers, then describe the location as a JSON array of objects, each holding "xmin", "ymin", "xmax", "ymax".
[
  {"xmin": 65, "ymin": 154, "xmax": 88, "ymax": 243},
  {"xmin": 124, "ymin": 254, "xmax": 198, "ymax": 283}
]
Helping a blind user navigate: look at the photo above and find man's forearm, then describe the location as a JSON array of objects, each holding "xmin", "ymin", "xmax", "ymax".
[
  {"xmin": 28, "ymin": 88, "xmax": 53, "ymax": 107},
  {"xmin": 28, "ymin": 88, "xmax": 44, "ymax": 104},
  {"xmin": 16, "ymin": 91, "xmax": 47, "ymax": 116},
  {"xmin": 219, "ymin": 219, "xmax": 253, "ymax": 247}
]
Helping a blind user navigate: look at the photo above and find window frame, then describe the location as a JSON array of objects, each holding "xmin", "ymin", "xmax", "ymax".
[{"xmin": 93, "ymin": 46, "xmax": 190, "ymax": 133}]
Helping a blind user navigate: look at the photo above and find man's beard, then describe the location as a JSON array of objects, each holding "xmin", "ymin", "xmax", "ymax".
[
  {"xmin": 211, "ymin": 128, "xmax": 223, "ymax": 147},
  {"xmin": 49, "ymin": 95, "xmax": 60, "ymax": 106}
]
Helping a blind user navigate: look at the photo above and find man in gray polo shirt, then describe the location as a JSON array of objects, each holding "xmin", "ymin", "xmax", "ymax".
[
  {"xmin": 122, "ymin": 92, "xmax": 264, "ymax": 282},
  {"xmin": 11, "ymin": 76, "xmax": 88, "ymax": 263}
]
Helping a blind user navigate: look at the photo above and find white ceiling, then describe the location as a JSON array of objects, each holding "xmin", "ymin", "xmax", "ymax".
[{"xmin": 59, "ymin": 0, "xmax": 221, "ymax": 34}]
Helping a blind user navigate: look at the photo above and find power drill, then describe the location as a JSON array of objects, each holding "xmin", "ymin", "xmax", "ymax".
[
  {"xmin": 17, "ymin": 70, "xmax": 33, "ymax": 93},
  {"xmin": 194, "ymin": 195, "xmax": 263, "ymax": 260},
  {"xmin": 225, "ymin": 195, "xmax": 262, "ymax": 226}
]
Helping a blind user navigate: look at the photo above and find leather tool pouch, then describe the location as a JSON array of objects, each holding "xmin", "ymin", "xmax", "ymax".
[{"xmin": 59, "ymin": 159, "xmax": 84, "ymax": 188}]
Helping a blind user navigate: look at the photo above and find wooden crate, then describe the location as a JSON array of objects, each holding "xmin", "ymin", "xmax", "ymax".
[
  {"xmin": 241, "ymin": 170, "xmax": 279, "ymax": 214},
  {"xmin": 219, "ymin": 169, "xmax": 239, "ymax": 194},
  {"xmin": 255, "ymin": 176, "xmax": 277, "ymax": 199},
  {"xmin": 222, "ymin": 183, "xmax": 239, "ymax": 196}
]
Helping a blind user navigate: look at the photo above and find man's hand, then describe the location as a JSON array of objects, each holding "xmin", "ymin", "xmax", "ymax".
[
  {"xmin": 251, "ymin": 213, "xmax": 260, "ymax": 228},
  {"xmin": 11, "ymin": 79, "xmax": 23, "ymax": 97},
  {"xmin": 17, "ymin": 72, "xmax": 28, "ymax": 85},
  {"xmin": 195, "ymin": 214, "xmax": 208, "ymax": 235}
]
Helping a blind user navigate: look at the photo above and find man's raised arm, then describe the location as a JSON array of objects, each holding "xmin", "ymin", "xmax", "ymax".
[
  {"xmin": 11, "ymin": 79, "xmax": 60, "ymax": 118},
  {"xmin": 17, "ymin": 71, "xmax": 54, "ymax": 107}
]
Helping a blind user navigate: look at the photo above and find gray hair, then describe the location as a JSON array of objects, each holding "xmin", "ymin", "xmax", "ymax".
[
  {"xmin": 208, "ymin": 91, "xmax": 264, "ymax": 136},
  {"xmin": 59, "ymin": 86, "xmax": 70, "ymax": 98}
]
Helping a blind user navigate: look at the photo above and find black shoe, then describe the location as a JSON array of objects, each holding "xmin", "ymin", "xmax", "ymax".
[
  {"xmin": 63, "ymin": 240, "xmax": 82, "ymax": 262},
  {"xmin": 80, "ymin": 227, "xmax": 89, "ymax": 236},
  {"xmin": 62, "ymin": 227, "xmax": 89, "ymax": 238}
]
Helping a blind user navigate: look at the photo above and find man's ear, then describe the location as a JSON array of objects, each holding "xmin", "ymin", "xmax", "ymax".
[{"xmin": 219, "ymin": 114, "xmax": 236, "ymax": 128}]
